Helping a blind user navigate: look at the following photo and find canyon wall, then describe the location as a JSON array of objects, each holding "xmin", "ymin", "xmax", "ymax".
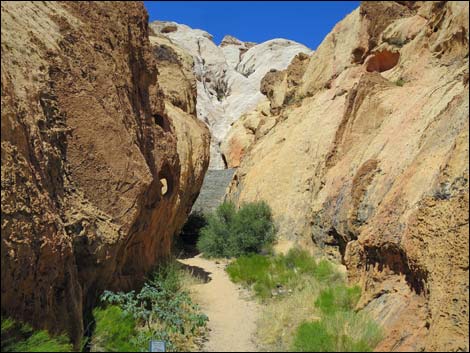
[
  {"xmin": 1, "ymin": 1, "xmax": 209, "ymax": 344},
  {"xmin": 150, "ymin": 21, "xmax": 311, "ymax": 169},
  {"xmin": 226, "ymin": 1, "xmax": 469, "ymax": 351}
]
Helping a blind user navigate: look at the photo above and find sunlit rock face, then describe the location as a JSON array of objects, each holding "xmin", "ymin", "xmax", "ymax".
[
  {"xmin": 1, "ymin": 1, "xmax": 209, "ymax": 345},
  {"xmin": 225, "ymin": 2, "xmax": 469, "ymax": 351},
  {"xmin": 150, "ymin": 21, "xmax": 312, "ymax": 169}
]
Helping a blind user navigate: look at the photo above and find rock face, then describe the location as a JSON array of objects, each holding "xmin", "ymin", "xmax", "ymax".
[
  {"xmin": 226, "ymin": 2, "xmax": 469, "ymax": 351},
  {"xmin": 150, "ymin": 21, "xmax": 311, "ymax": 169},
  {"xmin": 1, "ymin": 1, "xmax": 209, "ymax": 345}
]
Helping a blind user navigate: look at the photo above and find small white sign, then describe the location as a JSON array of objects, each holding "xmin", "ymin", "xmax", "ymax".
[{"xmin": 149, "ymin": 340, "xmax": 166, "ymax": 352}]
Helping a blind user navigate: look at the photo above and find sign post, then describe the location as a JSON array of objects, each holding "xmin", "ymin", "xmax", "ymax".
[{"xmin": 149, "ymin": 340, "xmax": 166, "ymax": 352}]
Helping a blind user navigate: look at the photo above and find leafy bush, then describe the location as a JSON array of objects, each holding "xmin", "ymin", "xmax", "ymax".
[
  {"xmin": 92, "ymin": 260, "xmax": 208, "ymax": 352},
  {"xmin": 1, "ymin": 317, "xmax": 72, "ymax": 352},
  {"xmin": 197, "ymin": 201, "xmax": 276, "ymax": 258}
]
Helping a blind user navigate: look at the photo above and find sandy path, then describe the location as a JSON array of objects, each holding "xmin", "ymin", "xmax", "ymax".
[{"xmin": 179, "ymin": 255, "xmax": 260, "ymax": 352}]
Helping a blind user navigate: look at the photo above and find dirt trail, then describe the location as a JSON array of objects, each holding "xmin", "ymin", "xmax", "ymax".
[{"xmin": 179, "ymin": 255, "xmax": 260, "ymax": 352}]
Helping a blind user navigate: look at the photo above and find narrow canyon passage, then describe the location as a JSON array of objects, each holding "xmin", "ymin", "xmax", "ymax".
[{"xmin": 179, "ymin": 255, "xmax": 261, "ymax": 352}]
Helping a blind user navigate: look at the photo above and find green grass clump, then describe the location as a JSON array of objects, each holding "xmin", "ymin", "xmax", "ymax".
[
  {"xmin": 292, "ymin": 321, "xmax": 337, "ymax": 352},
  {"xmin": 227, "ymin": 248, "xmax": 342, "ymax": 300},
  {"xmin": 292, "ymin": 285, "xmax": 382, "ymax": 352},
  {"xmin": 197, "ymin": 201, "xmax": 276, "ymax": 258},
  {"xmin": 91, "ymin": 305, "xmax": 139, "ymax": 352},
  {"xmin": 1, "ymin": 317, "xmax": 72, "ymax": 352},
  {"xmin": 314, "ymin": 285, "xmax": 361, "ymax": 315},
  {"xmin": 91, "ymin": 260, "xmax": 208, "ymax": 352},
  {"xmin": 224, "ymin": 248, "xmax": 382, "ymax": 352},
  {"xmin": 292, "ymin": 311, "xmax": 382, "ymax": 352}
]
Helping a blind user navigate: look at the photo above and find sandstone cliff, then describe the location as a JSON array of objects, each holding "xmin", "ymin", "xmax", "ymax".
[
  {"xmin": 1, "ymin": 1, "xmax": 209, "ymax": 344},
  {"xmin": 150, "ymin": 21, "xmax": 311, "ymax": 169},
  {"xmin": 226, "ymin": 2, "xmax": 469, "ymax": 351}
]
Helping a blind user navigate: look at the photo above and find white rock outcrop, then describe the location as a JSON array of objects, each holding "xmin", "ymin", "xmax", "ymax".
[{"xmin": 150, "ymin": 21, "xmax": 312, "ymax": 169}]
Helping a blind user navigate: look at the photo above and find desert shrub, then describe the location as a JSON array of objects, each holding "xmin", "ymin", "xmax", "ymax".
[
  {"xmin": 196, "ymin": 202, "xmax": 235, "ymax": 257},
  {"xmin": 1, "ymin": 317, "xmax": 72, "ymax": 352},
  {"xmin": 92, "ymin": 260, "xmax": 208, "ymax": 352},
  {"xmin": 197, "ymin": 201, "xmax": 276, "ymax": 258}
]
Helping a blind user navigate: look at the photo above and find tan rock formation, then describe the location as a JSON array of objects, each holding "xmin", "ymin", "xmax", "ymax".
[
  {"xmin": 227, "ymin": 2, "xmax": 469, "ymax": 350},
  {"xmin": 1, "ymin": 1, "xmax": 209, "ymax": 345},
  {"xmin": 150, "ymin": 20, "xmax": 312, "ymax": 169}
]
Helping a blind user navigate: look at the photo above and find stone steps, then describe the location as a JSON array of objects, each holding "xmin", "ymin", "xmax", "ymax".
[{"xmin": 191, "ymin": 168, "xmax": 236, "ymax": 214}]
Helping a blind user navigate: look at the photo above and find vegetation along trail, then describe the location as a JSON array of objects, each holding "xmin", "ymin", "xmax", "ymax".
[{"xmin": 179, "ymin": 255, "xmax": 261, "ymax": 352}]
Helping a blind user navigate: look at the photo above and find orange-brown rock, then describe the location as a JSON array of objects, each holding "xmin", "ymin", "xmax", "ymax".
[
  {"xmin": 1, "ymin": 1, "xmax": 209, "ymax": 345},
  {"xmin": 227, "ymin": 1, "xmax": 469, "ymax": 350}
]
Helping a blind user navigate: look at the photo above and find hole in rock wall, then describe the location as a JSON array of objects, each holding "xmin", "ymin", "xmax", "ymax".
[
  {"xmin": 153, "ymin": 113, "xmax": 171, "ymax": 132},
  {"xmin": 160, "ymin": 178, "xmax": 168, "ymax": 196},
  {"xmin": 365, "ymin": 50, "xmax": 400, "ymax": 73},
  {"xmin": 158, "ymin": 166, "xmax": 174, "ymax": 199},
  {"xmin": 351, "ymin": 47, "xmax": 366, "ymax": 64}
]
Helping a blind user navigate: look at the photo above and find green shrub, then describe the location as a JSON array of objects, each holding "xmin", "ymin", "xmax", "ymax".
[
  {"xmin": 196, "ymin": 202, "xmax": 235, "ymax": 258},
  {"xmin": 1, "ymin": 317, "xmax": 72, "ymax": 352},
  {"xmin": 197, "ymin": 201, "xmax": 276, "ymax": 258},
  {"xmin": 315, "ymin": 285, "xmax": 361, "ymax": 315},
  {"xmin": 93, "ymin": 260, "xmax": 208, "ymax": 352}
]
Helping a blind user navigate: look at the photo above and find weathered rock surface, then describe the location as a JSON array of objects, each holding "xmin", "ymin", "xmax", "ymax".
[
  {"xmin": 1, "ymin": 1, "xmax": 209, "ymax": 345},
  {"xmin": 150, "ymin": 21, "xmax": 312, "ymax": 169},
  {"xmin": 226, "ymin": 2, "xmax": 469, "ymax": 351}
]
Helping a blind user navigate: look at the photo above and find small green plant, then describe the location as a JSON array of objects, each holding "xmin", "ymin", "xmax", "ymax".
[
  {"xmin": 394, "ymin": 77, "xmax": 405, "ymax": 86},
  {"xmin": 1, "ymin": 317, "xmax": 72, "ymax": 352},
  {"xmin": 197, "ymin": 201, "xmax": 276, "ymax": 258},
  {"xmin": 92, "ymin": 260, "xmax": 208, "ymax": 352}
]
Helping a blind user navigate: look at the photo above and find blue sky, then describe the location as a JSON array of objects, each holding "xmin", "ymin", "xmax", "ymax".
[{"xmin": 144, "ymin": 1, "xmax": 360, "ymax": 49}]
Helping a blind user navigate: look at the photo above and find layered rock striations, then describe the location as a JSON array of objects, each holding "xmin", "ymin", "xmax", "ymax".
[
  {"xmin": 1, "ymin": 1, "xmax": 209, "ymax": 344},
  {"xmin": 150, "ymin": 21, "xmax": 311, "ymax": 169},
  {"xmin": 226, "ymin": 2, "xmax": 469, "ymax": 351}
]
